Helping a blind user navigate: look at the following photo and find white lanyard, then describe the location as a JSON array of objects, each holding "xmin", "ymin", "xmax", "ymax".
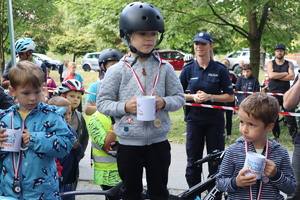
[
  {"xmin": 124, "ymin": 52, "xmax": 162, "ymax": 96},
  {"xmin": 245, "ymin": 141, "xmax": 269, "ymax": 200}
]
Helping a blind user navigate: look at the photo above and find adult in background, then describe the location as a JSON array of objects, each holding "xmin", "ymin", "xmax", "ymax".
[
  {"xmin": 179, "ymin": 32, "xmax": 234, "ymax": 189},
  {"xmin": 233, "ymin": 60, "xmax": 244, "ymax": 77},
  {"xmin": 284, "ymin": 74, "xmax": 300, "ymax": 200},
  {"xmin": 1, "ymin": 38, "xmax": 47, "ymax": 89},
  {"xmin": 59, "ymin": 60, "xmax": 69, "ymax": 82},
  {"xmin": 267, "ymin": 44, "xmax": 297, "ymax": 142},
  {"xmin": 221, "ymin": 59, "xmax": 237, "ymax": 141}
]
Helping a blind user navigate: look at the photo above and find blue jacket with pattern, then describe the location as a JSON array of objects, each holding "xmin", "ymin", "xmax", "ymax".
[{"xmin": 0, "ymin": 102, "xmax": 74, "ymax": 200}]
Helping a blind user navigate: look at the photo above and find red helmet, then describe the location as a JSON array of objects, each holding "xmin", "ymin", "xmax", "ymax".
[{"xmin": 58, "ymin": 79, "xmax": 85, "ymax": 95}]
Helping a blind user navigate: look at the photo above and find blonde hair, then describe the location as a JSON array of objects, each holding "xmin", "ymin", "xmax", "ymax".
[
  {"xmin": 48, "ymin": 96, "xmax": 71, "ymax": 107},
  {"xmin": 239, "ymin": 93, "xmax": 279, "ymax": 127},
  {"xmin": 68, "ymin": 62, "xmax": 76, "ymax": 68},
  {"xmin": 8, "ymin": 60, "xmax": 44, "ymax": 89}
]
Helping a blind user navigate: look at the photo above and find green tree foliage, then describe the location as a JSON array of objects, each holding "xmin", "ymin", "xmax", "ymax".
[
  {"xmin": 1, "ymin": 0, "xmax": 59, "ymax": 72},
  {"xmin": 50, "ymin": 30, "xmax": 96, "ymax": 62}
]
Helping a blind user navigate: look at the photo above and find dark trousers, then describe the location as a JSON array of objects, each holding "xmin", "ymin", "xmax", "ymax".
[
  {"xmin": 292, "ymin": 144, "xmax": 300, "ymax": 199},
  {"xmin": 117, "ymin": 140, "xmax": 171, "ymax": 200},
  {"xmin": 225, "ymin": 110, "xmax": 233, "ymax": 136},
  {"xmin": 273, "ymin": 96, "xmax": 298, "ymax": 139},
  {"xmin": 185, "ymin": 121, "xmax": 225, "ymax": 188}
]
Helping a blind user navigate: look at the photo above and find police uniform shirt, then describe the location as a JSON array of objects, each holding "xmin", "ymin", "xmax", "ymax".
[{"xmin": 180, "ymin": 59, "xmax": 233, "ymax": 121}]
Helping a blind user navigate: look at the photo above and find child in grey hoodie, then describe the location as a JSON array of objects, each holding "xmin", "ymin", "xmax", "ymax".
[{"xmin": 96, "ymin": 2, "xmax": 185, "ymax": 200}]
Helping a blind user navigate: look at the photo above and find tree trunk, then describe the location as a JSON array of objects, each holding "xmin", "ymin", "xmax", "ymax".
[{"xmin": 247, "ymin": 0, "xmax": 261, "ymax": 78}]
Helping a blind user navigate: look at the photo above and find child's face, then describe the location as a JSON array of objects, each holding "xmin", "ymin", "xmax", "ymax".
[
  {"xmin": 63, "ymin": 91, "xmax": 82, "ymax": 109},
  {"xmin": 242, "ymin": 69, "xmax": 252, "ymax": 79},
  {"xmin": 9, "ymin": 85, "xmax": 43, "ymax": 113},
  {"xmin": 238, "ymin": 108, "xmax": 274, "ymax": 146},
  {"xmin": 131, "ymin": 31, "xmax": 158, "ymax": 54},
  {"xmin": 68, "ymin": 65, "xmax": 76, "ymax": 74},
  {"xmin": 64, "ymin": 105, "xmax": 72, "ymax": 124}
]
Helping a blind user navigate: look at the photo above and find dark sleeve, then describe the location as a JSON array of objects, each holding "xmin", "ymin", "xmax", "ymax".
[
  {"xmin": 2, "ymin": 60, "xmax": 13, "ymax": 79},
  {"xmin": 80, "ymin": 114, "xmax": 89, "ymax": 155},
  {"xmin": 254, "ymin": 77, "xmax": 260, "ymax": 92},
  {"xmin": 58, "ymin": 64, "xmax": 63, "ymax": 75},
  {"xmin": 232, "ymin": 74, "xmax": 237, "ymax": 84},
  {"xmin": 0, "ymin": 86, "xmax": 14, "ymax": 109},
  {"xmin": 179, "ymin": 67, "xmax": 189, "ymax": 92},
  {"xmin": 41, "ymin": 63, "xmax": 47, "ymax": 82}
]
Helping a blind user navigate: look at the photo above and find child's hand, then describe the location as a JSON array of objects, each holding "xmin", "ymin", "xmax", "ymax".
[
  {"xmin": 155, "ymin": 96, "xmax": 166, "ymax": 110},
  {"xmin": 22, "ymin": 129, "xmax": 30, "ymax": 146},
  {"xmin": 125, "ymin": 97, "xmax": 137, "ymax": 114},
  {"xmin": 236, "ymin": 168, "xmax": 256, "ymax": 187},
  {"xmin": 73, "ymin": 139, "xmax": 79, "ymax": 149},
  {"xmin": 264, "ymin": 159, "xmax": 277, "ymax": 178},
  {"xmin": 0, "ymin": 129, "xmax": 8, "ymax": 148}
]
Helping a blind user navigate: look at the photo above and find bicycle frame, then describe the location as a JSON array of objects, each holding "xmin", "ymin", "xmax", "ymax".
[{"xmin": 60, "ymin": 150, "xmax": 226, "ymax": 200}]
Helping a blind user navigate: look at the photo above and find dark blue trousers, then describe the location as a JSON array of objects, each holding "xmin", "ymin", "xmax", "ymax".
[{"xmin": 185, "ymin": 121, "xmax": 225, "ymax": 188}]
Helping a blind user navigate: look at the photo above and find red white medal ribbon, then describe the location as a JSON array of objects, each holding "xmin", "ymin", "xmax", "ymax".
[
  {"xmin": 11, "ymin": 113, "xmax": 25, "ymax": 182},
  {"xmin": 124, "ymin": 52, "xmax": 162, "ymax": 96},
  {"xmin": 245, "ymin": 140, "xmax": 269, "ymax": 200}
]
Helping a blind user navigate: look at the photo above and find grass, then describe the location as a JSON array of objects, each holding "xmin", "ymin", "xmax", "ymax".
[{"xmin": 49, "ymin": 67, "xmax": 295, "ymax": 151}]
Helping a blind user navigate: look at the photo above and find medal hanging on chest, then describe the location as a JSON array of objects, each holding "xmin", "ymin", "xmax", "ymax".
[
  {"xmin": 12, "ymin": 180, "xmax": 21, "ymax": 194},
  {"xmin": 153, "ymin": 118, "xmax": 161, "ymax": 128},
  {"xmin": 12, "ymin": 152, "xmax": 22, "ymax": 194}
]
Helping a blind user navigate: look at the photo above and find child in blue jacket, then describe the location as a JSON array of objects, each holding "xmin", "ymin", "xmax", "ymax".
[{"xmin": 0, "ymin": 61, "xmax": 74, "ymax": 200}]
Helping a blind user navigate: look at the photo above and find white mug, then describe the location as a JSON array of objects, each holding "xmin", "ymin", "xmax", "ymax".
[
  {"xmin": 1, "ymin": 129, "xmax": 28, "ymax": 152},
  {"xmin": 136, "ymin": 96, "xmax": 156, "ymax": 121},
  {"xmin": 243, "ymin": 151, "xmax": 266, "ymax": 179}
]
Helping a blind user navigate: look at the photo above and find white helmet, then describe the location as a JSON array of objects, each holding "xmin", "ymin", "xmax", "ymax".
[
  {"xmin": 15, "ymin": 38, "xmax": 36, "ymax": 53},
  {"xmin": 184, "ymin": 54, "xmax": 194, "ymax": 62}
]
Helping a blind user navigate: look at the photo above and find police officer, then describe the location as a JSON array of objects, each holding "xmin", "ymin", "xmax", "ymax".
[
  {"xmin": 179, "ymin": 32, "xmax": 234, "ymax": 188},
  {"xmin": 267, "ymin": 44, "xmax": 297, "ymax": 142}
]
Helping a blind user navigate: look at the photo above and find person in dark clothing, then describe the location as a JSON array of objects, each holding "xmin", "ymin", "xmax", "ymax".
[
  {"xmin": 267, "ymin": 44, "xmax": 297, "ymax": 142},
  {"xmin": 58, "ymin": 60, "xmax": 69, "ymax": 82},
  {"xmin": 180, "ymin": 32, "xmax": 234, "ymax": 190},
  {"xmin": 235, "ymin": 64, "xmax": 260, "ymax": 106},
  {"xmin": 0, "ymin": 86, "xmax": 14, "ymax": 109}
]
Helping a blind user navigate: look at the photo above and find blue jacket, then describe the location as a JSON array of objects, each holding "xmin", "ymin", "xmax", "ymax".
[{"xmin": 0, "ymin": 102, "xmax": 74, "ymax": 200}]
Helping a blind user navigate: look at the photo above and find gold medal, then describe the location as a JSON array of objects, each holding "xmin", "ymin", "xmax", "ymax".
[{"xmin": 153, "ymin": 118, "xmax": 161, "ymax": 128}]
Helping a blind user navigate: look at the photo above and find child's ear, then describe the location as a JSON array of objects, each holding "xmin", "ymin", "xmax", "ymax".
[
  {"xmin": 8, "ymin": 86, "xmax": 16, "ymax": 97},
  {"xmin": 266, "ymin": 123, "xmax": 274, "ymax": 132}
]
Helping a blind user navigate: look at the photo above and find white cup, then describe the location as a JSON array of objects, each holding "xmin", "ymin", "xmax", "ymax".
[
  {"xmin": 1, "ymin": 129, "xmax": 27, "ymax": 152},
  {"xmin": 136, "ymin": 96, "xmax": 156, "ymax": 121},
  {"xmin": 243, "ymin": 152, "xmax": 266, "ymax": 179}
]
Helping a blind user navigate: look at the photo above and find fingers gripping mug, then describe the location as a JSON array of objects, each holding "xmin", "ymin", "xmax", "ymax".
[{"xmin": 1, "ymin": 129, "xmax": 28, "ymax": 152}]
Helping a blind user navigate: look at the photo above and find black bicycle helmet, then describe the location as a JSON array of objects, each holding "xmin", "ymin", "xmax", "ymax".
[
  {"xmin": 274, "ymin": 44, "xmax": 286, "ymax": 51},
  {"xmin": 119, "ymin": 2, "xmax": 164, "ymax": 58},
  {"xmin": 98, "ymin": 49, "xmax": 123, "ymax": 65}
]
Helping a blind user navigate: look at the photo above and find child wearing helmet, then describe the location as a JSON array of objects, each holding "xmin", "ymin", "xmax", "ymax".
[
  {"xmin": 57, "ymin": 79, "xmax": 89, "ymax": 191},
  {"xmin": 97, "ymin": 2, "xmax": 185, "ymax": 200},
  {"xmin": 84, "ymin": 49, "xmax": 123, "ymax": 116}
]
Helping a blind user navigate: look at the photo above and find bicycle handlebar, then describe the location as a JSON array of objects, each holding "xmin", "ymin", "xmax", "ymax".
[{"xmin": 193, "ymin": 150, "xmax": 224, "ymax": 166}]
